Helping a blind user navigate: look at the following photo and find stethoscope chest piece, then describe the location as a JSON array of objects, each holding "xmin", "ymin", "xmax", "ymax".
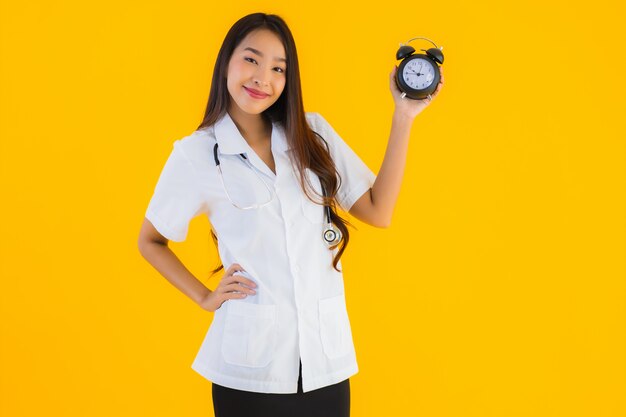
[
  {"xmin": 323, "ymin": 224, "xmax": 342, "ymax": 247},
  {"xmin": 323, "ymin": 206, "xmax": 342, "ymax": 248},
  {"xmin": 319, "ymin": 181, "xmax": 342, "ymax": 248}
]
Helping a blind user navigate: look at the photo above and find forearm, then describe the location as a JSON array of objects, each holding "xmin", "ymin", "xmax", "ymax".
[
  {"xmin": 370, "ymin": 111, "xmax": 414, "ymax": 226},
  {"xmin": 139, "ymin": 241, "xmax": 211, "ymax": 306}
]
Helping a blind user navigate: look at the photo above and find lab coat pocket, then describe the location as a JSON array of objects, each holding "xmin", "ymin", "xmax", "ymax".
[
  {"xmin": 318, "ymin": 294, "xmax": 353, "ymax": 359},
  {"xmin": 300, "ymin": 168, "xmax": 325, "ymax": 224},
  {"xmin": 221, "ymin": 301, "xmax": 277, "ymax": 368}
]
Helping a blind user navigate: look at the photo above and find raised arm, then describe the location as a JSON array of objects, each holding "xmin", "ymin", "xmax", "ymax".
[{"xmin": 349, "ymin": 65, "xmax": 445, "ymax": 227}]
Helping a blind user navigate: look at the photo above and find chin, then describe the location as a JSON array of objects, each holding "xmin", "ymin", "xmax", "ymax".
[
  {"xmin": 237, "ymin": 99, "xmax": 275, "ymax": 115},
  {"xmin": 241, "ymin": 105, "xmax": 267, "ymax": 115}
]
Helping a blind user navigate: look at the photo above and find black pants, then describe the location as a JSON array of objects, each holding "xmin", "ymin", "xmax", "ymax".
[{"xmin": 212, "ymin": 359, "xmax": 350, "ymax": 417}]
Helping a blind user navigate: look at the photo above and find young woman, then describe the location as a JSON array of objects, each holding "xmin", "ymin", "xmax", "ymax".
[{"xmin": 138, "ymin": 12, "xmax": 443, "ymax": 417}]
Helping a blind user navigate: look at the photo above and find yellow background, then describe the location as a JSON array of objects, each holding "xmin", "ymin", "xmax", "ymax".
[{"xmin": 1, "ymin": 0, "xmax": 625, "ymax": 416}]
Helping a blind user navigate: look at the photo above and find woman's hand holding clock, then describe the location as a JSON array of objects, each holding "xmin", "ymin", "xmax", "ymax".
[
  {"xmin": 199, "ymin": 263, "xmax": 257, "ymax": 312},
  {"xmin": 389, "ymin": 64, "xmax": 444, "ymax": 120}
]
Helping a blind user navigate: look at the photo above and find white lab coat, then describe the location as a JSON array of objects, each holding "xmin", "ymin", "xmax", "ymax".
[{"xmin": 145, "ymin": 111, "xmax": 377, "ymax": 393}]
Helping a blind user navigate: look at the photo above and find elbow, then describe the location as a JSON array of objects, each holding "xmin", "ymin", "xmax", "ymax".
[
  {"xmin": 375, "ymin": 217, "xmax": 392, "ymax": 229},
  {"xmin": 137, "ymin": 238, "xmax": 167, "ymax": 257},
  {"xmin": 137, "ymin": 233, "xmax": 152, "ymax": 256},
  {"xmin": 137, "ymin": 236, "xmax": 159, "ymax": 257},
  {"xmin": 137, "ymin": 239, "xmax": 148, "ymax": 258}
]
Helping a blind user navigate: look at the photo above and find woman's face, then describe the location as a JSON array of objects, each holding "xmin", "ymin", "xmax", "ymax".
[{"xmin": 226, "ymin": 29, "xmax": 287, "ymax": 115}]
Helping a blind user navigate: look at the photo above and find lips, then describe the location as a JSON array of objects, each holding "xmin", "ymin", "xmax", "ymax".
[{"xmin": 244, "ymin": 86, "xmax": 269, "ymax": 99}]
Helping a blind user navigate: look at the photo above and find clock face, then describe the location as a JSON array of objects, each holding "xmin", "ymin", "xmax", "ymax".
[{"xmin": 402, "ymin": 57, "xmax": 436, "ymax": 90}]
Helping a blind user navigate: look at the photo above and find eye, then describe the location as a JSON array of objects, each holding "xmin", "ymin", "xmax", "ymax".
[{"xmin": 244, "ymin": 57, "xmax": 285, "ymax": 74}]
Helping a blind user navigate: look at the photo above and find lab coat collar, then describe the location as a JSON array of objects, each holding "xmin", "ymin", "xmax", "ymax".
[{"xmin": 214, "ymin": 112, "xmax": 290, "ymax": 155}]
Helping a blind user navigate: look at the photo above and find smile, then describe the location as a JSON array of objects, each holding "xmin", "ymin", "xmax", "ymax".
[{"xmin": 244, "ymin": 86, "xmax": 269, "ymax": 99}]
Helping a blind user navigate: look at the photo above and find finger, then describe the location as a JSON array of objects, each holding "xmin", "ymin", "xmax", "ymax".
[
  {"xmin": 225, "ymin": 282, "xmax": 256, "ymax": 294},
  {"xmin": 228, "ymin": 273, "xmax": 257, "ymax": 289},
  {"xmin": 230, "ymin": 270, "xmax": 257, "ymax": 288},
  {"xmin": 229, "ymin": 292, "xmax": 248, "ymax": 300},
  {"xmin": 216, "ymin": 284, "xmax": 249, "ymax": 299},
  {"xmin": 227, "ymin": 263, "xmax": 243, "ymax": 275},
  {"xmin": 231, "ymin": 268, "xmax": 248, "ymax": 279},
  {"xmin": 391, "ymin": 65, "xmax": 398, "ymax": 79},
  {"xmin": 390, "ymin": 69, "xmax": 402, "ymax": 94},
  {"xmin": 220, "ymin": 289, "xmax": 247, "ymax": 300}
]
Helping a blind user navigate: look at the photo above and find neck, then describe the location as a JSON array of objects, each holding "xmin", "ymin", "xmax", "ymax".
[{"xmin": 227, "ymin": 104, "xmax": 272, "ymax": 146}]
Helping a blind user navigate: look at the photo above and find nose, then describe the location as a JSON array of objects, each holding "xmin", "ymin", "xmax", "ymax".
[{"xmin": 253, "ymin": 67, "xmax": 271, "ymax": 87}]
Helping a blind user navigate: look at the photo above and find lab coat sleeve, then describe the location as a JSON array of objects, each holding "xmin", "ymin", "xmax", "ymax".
[
  {"xmin": 144, "ymin": 140, "xmax": 209, "ymax": 242},
  {"xmin": 314, "ymin": 112, "xmax": 377, "ymax": 212}
]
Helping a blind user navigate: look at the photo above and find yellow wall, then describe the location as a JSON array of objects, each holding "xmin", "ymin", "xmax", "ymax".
[{"xmin": 1, "ymin": 0, "xmax": 624, "ymax": 416}]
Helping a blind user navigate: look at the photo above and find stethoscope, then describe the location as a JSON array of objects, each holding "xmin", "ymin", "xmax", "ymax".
[{"xmin": 212, "ymin": 129, "xmax": 342, "ymax": 248}]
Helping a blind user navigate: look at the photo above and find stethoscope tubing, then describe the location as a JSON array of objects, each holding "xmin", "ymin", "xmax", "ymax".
[{"xmin": 211, "ymin": 127, "xmax": 341, "ymax": 247}]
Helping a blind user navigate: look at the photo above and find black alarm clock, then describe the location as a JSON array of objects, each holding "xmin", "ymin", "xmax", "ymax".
[{"xmin": 395, "ymin": 37, "xmax": 444, "ymax": 100}]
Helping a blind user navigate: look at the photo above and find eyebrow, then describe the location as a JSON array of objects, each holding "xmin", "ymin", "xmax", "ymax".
[{"xmin": 243, "ymin": 47, "xmax": 287, "ymax": 64}]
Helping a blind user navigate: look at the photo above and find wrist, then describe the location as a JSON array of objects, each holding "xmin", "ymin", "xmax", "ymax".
[
  {"xmin": 392, "ymin": 110, "xmax": 414, "ymax": 125},
  {"xmin": 197, "ymin": 288, "xmax": 212, "ymax": 306}
]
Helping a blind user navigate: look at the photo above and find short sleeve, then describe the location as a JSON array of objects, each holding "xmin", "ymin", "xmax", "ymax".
[
  {"xmin": 313, "ymin": 113, "xmax": 377, "ymax": 212},
  {"xmin": 144, "ymin": 140, "xmax": 208, "ymax": 242}
]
